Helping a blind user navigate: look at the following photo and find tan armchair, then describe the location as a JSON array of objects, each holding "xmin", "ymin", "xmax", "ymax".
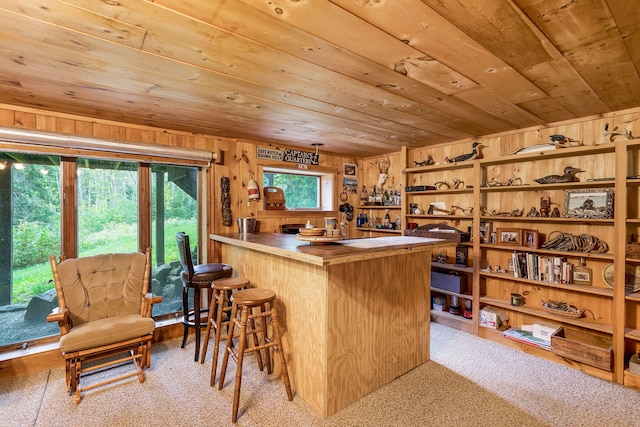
[{"xmin": 47, "ymin": 249, "xmax": 162, "ymax": 403}]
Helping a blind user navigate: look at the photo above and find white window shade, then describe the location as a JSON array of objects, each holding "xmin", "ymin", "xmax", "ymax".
[{"xmin": 0, "ymin": 125, "xmax": 216, "ymax": 166}]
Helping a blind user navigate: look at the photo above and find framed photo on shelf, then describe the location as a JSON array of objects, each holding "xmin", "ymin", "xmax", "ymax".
[
  {"xmin": 523, "ymin": 229, "xmax": 539, "ymax": 248},
  {"xmin": 563, "ymin": 188, "xmax": 614, "ymax": 219},
  {"xmin": 497, "ymin": 228, "xmax": 521, "ymax": 245}
]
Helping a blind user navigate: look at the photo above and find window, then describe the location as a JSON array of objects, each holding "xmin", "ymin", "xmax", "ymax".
[
  {"xmin": 0, "ymin": 153, "xmax": 204, "ymax": 349},
  {"xmin": 150, "ymin": 164, "xmax": 199, "ymax": 316},
  {"xmin": 77, "ymin": 158, "xmax": 139, "ymax": 257},
  {"xmin": 0, "ymin": 152, "xmax": 61, "ymax": 346},
  {"xmin": 262, "ymin": 166, "xmax": 335, "ymax": 211}
]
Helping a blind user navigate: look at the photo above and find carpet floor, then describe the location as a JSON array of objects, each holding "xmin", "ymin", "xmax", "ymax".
[{"xmin": 1, "ymin": 323, "xmax": 639, "ymax": 426}]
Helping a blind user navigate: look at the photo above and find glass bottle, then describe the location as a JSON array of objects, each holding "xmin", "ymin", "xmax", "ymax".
[
  {"xmin": 384, "ymin": 209, "xmax": 391, "ymax": 229},
  {"xmin": 382, "ymin": 189, "xmax": 390, "ymax": 206},
  {"xmin": 360, "ymin": 185, "xmax": 368, "ymax": 205},
  {"xmin": 572, "ymin": 258, "xmax": 592, "ymax": 286}
]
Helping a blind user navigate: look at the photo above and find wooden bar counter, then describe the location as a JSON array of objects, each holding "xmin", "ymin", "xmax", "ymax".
[{"xmin": 210, "ymin": 233, "xmax": 453, "ymax": 417}]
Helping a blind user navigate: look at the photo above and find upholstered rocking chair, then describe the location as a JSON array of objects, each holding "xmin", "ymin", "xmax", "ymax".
[{"xmin": 46, "ymin": 249, "xmax": 162, "ymax": 403}]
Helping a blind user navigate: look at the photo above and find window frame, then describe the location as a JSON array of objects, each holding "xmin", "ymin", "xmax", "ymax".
[
  {"xmin": 0, "ymin": 135, "xmax": 211, "ymax": 351},
  {"xmin": 258, "ymin": 164, "xmax": 336, "ymax": 213}
]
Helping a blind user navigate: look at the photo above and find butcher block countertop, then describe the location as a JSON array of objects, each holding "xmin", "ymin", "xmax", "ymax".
[{"xmin": 210, "ymin": 233, "xmax": 452, "ymax": 266}]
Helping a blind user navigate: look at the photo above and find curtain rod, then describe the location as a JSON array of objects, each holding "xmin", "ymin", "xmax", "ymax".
[{"xmin": 0, "ymin": 125, "xmax": 216, "ymax": 164}]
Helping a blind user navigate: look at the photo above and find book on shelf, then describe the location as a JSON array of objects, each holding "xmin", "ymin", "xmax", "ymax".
[
  {"xmin": 511, "ymin": 251, "xmax": 572, "ymax": 284},
  {"xmin": 503, "ymin": 327, "xmax": 551, "ymax": 351}
]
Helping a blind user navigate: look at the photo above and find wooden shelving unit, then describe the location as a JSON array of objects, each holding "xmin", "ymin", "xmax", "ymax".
[
  {"xmin": 397, "ymin": 110, "xmax": 640, "ymax": 389},
  {"xmin": 355, "ymin": 205, "xmax": 402, "ymax": 236}
]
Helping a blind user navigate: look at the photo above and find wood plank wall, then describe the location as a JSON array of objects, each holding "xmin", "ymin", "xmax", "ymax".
[
  {"xmin": 1, "ymin": 103, "xmax": 640, "ymax": 381},
  {"xmin": 0, "ymin": 103, "xmax": 365, "ymax": 260},
  {"xmin": 3, "ymin": 103, "xmax": 640, "ymax": 262}
]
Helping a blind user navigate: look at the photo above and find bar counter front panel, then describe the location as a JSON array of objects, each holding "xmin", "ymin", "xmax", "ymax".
[{"xmin": 210, "ymin": 233, "xmax": 452, "ymax": 417}]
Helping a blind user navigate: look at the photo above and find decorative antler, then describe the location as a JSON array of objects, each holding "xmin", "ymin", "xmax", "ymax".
[
  {"xmin": 370, "ymin": 155, "xmax": 391, "ymax": 188},
  {"xmin": 370, "ymin": 154, "xmax": 391, "ymax": 174}
]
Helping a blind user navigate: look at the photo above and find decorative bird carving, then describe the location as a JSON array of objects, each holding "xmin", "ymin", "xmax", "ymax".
[
  {"xmin": 534, "ymin": 166, "xmax": 584, "ymax": 184},
  {"xmin": 414, "ymin": 156, "xmax": 433, "ymax": 167},
  {"xmin": 445, "ymin": 142, "xmax": 482, "ymax": 163}
]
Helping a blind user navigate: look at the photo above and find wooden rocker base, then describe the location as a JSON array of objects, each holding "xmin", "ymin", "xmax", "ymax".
[{"xmin": 63, "ymin": 335, "xmax": 152, "ymax": 404}]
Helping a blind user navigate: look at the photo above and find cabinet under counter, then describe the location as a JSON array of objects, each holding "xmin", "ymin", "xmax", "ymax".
[{"xmin": 210, "ymin": 233, "xmax": 452, "ymax": 417}]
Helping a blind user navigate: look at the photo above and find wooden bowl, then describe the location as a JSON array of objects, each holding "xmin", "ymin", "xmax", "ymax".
[{"xmin": 298, "ymin": 227, "xmax": 326, "ymax": 236}]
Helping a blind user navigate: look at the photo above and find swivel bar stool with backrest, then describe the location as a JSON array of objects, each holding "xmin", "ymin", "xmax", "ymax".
[
  {"xmin": 176, "ymin": 232, "xmax": 233, "ymax": 361},
  {"xmin": 218, "ymin": 287, "xmax": 293, "ymax": 423}
]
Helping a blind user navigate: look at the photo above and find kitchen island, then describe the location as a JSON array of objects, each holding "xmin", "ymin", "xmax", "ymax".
[{"xmin": 210, "ymin": 233, "xmax": 453, "ymax": 417}]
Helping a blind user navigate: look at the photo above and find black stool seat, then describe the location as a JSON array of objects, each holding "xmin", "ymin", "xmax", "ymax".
[{"xmin": 181, "ymin": 263, "xmax": 232, "ymax": 284}]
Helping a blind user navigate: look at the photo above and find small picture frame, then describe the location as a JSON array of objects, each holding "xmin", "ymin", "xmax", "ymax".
[
  {"xmin": 497, "ymin": 228, "xmax": 521, "ymax": 245},
  {"xmin": 455, "ymin": 245, "xmax": 468, "ymax": 267},
  {"xmin": 563, "ymin": 188, "xmax": 614, "ymax": 219},
  {"xmin": 343, "ymin": 163, "xmax": 357, "ymax": 178},
  {"xmin": 523, "ymin": 229, "xmax": 539, "ymax": 248}
]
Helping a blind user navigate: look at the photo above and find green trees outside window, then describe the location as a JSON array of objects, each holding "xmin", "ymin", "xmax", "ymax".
[
  {"xmin": 263, "ymin": 171, "xmax": 320, "ymax": 208},
  {"xmin": 0, "ymin": 152, "xmax": 200, "ymax": 347}
]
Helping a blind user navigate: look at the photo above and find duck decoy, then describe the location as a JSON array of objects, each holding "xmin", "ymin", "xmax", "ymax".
[
  {"xmin": 445, "ymin": 142, "xmax": 482, "ymax": 163},
  {"xmin": 414, "ymin": 156, "xmax": 433, "ymax": 167},
  {"xmin": 534, "ymin": 166, "xmax": 583, "ymax": 184}
]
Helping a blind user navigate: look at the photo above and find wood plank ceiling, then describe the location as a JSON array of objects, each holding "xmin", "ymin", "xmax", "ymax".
[{"xmin": 0, "ymin": 0, "xmax": 638, "ymax": 157}]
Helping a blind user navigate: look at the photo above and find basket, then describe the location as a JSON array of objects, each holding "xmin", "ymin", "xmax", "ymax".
[{"xmin": 541, "ymin": 300, "xmax": 584, "ymax": 319}]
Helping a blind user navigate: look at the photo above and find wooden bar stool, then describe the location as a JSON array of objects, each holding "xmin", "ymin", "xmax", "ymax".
[
  {"xmin": 176, "ymin": 232, "xmax": 233, "ymax": 361},
  {"xmin": 218, "ymin": 288, "xmax": 293, "ymax": 423},
  {"xmin": 200, "ymin": 277, "xmax": 250, "ymax": 383}
]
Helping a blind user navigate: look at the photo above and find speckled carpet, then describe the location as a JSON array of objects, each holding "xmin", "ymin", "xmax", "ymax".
[{"xmin": 2, "ymin": 323, "xmax": 639, "ymax": 427}]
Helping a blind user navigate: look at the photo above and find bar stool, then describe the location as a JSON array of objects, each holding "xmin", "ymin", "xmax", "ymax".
[
  {"xmin": 218, "ymin": 288, "xmax": 293, "ymax": 423},
  {"xmin": 200, "ymin": 276, "xmax": 250, "ymax": 382},
  {"xmin": 176, "ymin": 232, "xmax": 233, "ymax": 361}
]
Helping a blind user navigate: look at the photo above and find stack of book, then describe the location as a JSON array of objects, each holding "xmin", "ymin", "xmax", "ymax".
[
  {"xmin": 511, "ymin": 252, "xmax": 574, "ymax": 284},
  {"xmin": 503, "ymin": 328, "xmax": 551, "ymax": 350}
]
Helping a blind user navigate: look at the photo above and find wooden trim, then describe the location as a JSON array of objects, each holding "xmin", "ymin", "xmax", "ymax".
[
  {"xmin": 613, "ymin": 141, "xmax": 627, "ymax": 383},
  {"xmin": 198, "ymin": 167, "xmax": 208, "ymax": 263},
  {"xmin": 139, "ymin": 164, "xmax": 152, "ymax": 252},
  {"xmin": 61, "ymin": 158, "xmax": 77, "ymax": 259}
]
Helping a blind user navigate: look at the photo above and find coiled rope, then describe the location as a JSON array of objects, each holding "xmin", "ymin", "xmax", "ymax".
[{"xmin": 540, "ymin": 231, "xmax": 609, "ymax": 253}]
